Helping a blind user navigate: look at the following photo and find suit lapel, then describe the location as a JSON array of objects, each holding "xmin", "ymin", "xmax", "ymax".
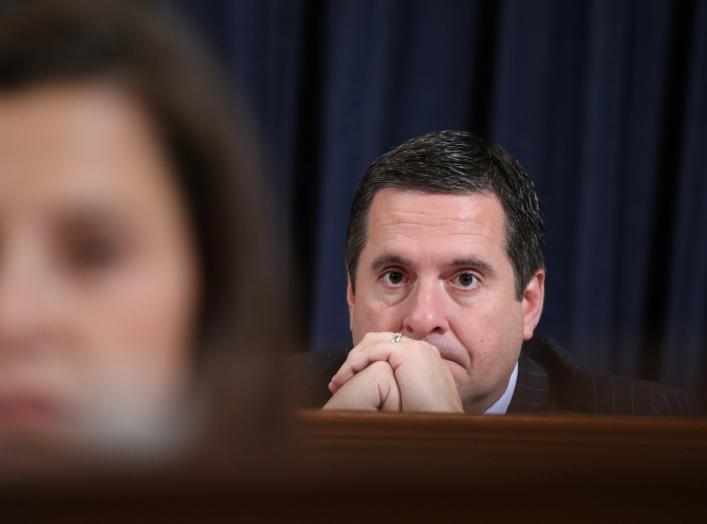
[{"xmin": 508, "ymin": 351, "xmax": 555, "ymax": 413}]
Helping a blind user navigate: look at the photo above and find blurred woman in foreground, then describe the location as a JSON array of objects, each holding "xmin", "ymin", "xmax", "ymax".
[{"xmin": 0, "ymin": 0, "xmax": 288, "ymax": 464}]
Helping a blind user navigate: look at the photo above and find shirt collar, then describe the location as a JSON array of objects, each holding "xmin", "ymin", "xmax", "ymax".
[{"xmin": 484, "ymin": 362, "xmax": 518, "ymax": 415}]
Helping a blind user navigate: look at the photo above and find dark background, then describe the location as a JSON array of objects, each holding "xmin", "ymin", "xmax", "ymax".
[{"xmin": 163, "ymin": 0, "xmax": 707, "ymax": 400}]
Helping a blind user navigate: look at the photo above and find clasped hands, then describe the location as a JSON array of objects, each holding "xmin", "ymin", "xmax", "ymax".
[{"xmin": 323, "ymin": 332, "xmax": 463, "ymax": 413}]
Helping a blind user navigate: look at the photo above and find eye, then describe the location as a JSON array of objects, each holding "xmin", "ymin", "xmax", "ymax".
[
  {"xmin": 55, "ymin": 214, "xmax": 131, "ymax": 277},
  {"xmin": 451, "ymin": 271, "xmax": 479, "ymax": 289},
  {"xmin": 380, "ymin": 269, "xmax": 407, "ymax": 287},
  {"xmin": 65, "ymin": 234, "xmax": 122, "ymax": 272},
  {"xmin": 79, "ymin": 239, "xmax": 117, "ymax": 266}
]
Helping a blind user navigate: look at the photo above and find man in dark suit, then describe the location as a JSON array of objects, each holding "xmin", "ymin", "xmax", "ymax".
[{"xmin": 308, "ymin": 130, "xmax": 703, "ymax": 416}]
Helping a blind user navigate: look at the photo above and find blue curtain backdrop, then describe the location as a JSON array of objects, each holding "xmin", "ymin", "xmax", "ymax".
[{"xmin": 165, "ymin": 0, "xmax": 707, "ymax": 399}]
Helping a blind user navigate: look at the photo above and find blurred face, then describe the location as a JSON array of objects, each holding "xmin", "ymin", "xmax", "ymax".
[
  {"xmin": 0, "ymin": 83, "xmax": 200, "ymax": 446},
  {"xmin": 347, "ymin": 189, "xmax": 544, "ymax": 411}
]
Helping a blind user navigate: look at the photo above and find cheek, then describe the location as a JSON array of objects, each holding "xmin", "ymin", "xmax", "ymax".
[
  {"xmin": 455, "ymin": 301, "xmax": 524, "ymax": 364},
  {"xmin": 78, "ymin": 258, "xmax": 199, "ymax": 406},
  {"xmin": 350, "ymin": 299, "xmax": 399, "ymax": 343}
]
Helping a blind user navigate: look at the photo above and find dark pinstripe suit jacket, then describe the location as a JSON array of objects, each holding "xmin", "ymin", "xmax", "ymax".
[
  {"xmin": 296, "ymin": 337, "xmax": 705, "ymax": 417},
  {"xmin": 508, "ymin": 337, "xmax": 705, "ymax": 416}
]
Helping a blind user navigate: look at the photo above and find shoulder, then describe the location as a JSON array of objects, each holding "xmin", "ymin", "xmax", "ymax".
[{"xmin": 519, "ymin": 337, "xmax": 705, "ymax": 417}]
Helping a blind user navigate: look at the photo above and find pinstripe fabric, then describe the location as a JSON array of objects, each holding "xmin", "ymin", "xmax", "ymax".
[
  {"xmin": 296, "ymin": 339, "xmax": 705, "ymax": 417},
  {"xmin": 508, "ymin": 338, "xmax": 705, "ymax": 417},
  {"xmin": 506, "ymin": 351, "xmax": 559, "ymax": 413}
]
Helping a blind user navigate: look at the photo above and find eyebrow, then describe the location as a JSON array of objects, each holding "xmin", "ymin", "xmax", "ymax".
[
  {"xmin": 370, "ymin": 254, "xmax": 410, "ymax": 273},
  {"xmin": 369, "ymin": 254, "xmax": 496, "ymax": 277},
  {"xmin": 450, "ymin": 258, "xmax": 496, "ymax": 277},
  {"xmin": 55, "ymin": 206, "xmax": 132, "ymax": 232}
]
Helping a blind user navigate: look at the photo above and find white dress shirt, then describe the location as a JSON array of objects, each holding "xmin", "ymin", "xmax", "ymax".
[{"xmin": 484, "ymin": 362, "xmax": 518, "ymax": 415}]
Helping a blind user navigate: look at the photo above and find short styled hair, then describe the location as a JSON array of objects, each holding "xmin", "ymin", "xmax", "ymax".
[{"xmin": 345, "ymin": 130, "xmax": 545, "ymax": 299}]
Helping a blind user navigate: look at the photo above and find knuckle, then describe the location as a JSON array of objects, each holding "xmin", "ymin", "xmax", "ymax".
[
  {"xmin": 420, "ymin": 340, "xmax": 441, "ymax": 357},
  {"xmin": 361, "ymin": 331, "xmax": 378, "ymax": 344},
  {"xmin": 347, "ymin": 344, "xmax": 364, "ymax": 359},
  {"xmin": 368, "ymin": 360, "xmax": 393, "ymax": 377}
]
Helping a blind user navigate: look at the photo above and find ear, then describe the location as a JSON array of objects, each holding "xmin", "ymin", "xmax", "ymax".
[
  {"xmin": 346, "ymin": 273, "xmax": 356, "ymax": 333},
  {"xmin": 521, "ymin": 269, "xmax": 545, "ymax": 340}
]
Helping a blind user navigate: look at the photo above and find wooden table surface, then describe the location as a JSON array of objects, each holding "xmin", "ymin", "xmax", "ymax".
[{"xmin": 5, "ymin": 411, "xmax": 707, "ymax": 521}]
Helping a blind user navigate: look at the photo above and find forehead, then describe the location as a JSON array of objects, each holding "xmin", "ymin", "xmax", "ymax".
[
  {"xmin": 0, "ymin": 82, "xmax": 172, "ymax": 210},
  {"xmin": 364, "ymin": 188, "xmax": 507, "ymax": 260}
]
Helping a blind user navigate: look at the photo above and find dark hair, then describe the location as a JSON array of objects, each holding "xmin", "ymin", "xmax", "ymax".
[
  {"xmin": 0, "ymin": 0, "xmax": 288, "ymax": 446},
  {"xmin": 346, "ymin": 130, "xmax": 544, "ymax": 299}
]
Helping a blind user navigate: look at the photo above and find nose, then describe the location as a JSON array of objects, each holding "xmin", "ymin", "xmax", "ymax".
[
  {"xmin": 0, "ymin": 245, "xmax": 60, "ymax": 356},
  {"xmin": 401, "ymin": 278, "xmax": 449, "ymax": 339}
]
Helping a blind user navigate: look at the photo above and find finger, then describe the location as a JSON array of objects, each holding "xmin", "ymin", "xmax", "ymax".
[
  {"xmin": 330, "ymin": 337, "xmax": 430, "ymax": 393},
  {"xmin": 329, "ymin": 347, "xmax": 388, "ymax": 392},
  {"xmin": 323, "ymin": 361, "xmax": 401, "ymax": 412},
  {"xmin": 328, "ymin": 332, "xmax": 397, "ymax": 393},
  {"xmin": 329, "ymin": 337, "xmax": 462, "ymax": 413},
  {"xmin": 330, "ymin": 338, "xmax": 443, "ymax": 399}
]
